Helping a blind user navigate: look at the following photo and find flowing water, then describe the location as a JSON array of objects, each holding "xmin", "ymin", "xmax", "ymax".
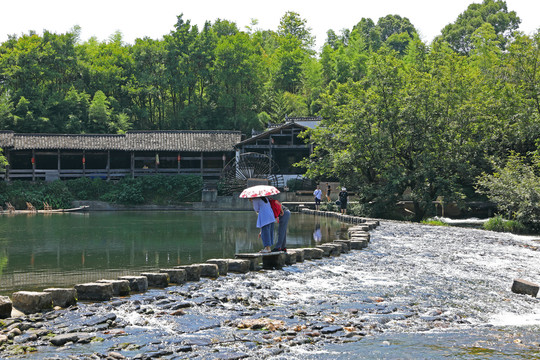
[{"xmin": 1, "ymin": 214, "xmax": 539, "ymax": 359}]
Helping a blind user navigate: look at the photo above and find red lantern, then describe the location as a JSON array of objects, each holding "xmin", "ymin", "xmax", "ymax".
[
  {"xmin": 31, "ymin": 157, "xmax": 35, "ymax": 165},
  {"xmin": 177, "ymin": 155, "xmax": 181, "ymax": 162},
  {"xmin": 82, "ymin": 156, "xmax": 86, "ymax": 164}
]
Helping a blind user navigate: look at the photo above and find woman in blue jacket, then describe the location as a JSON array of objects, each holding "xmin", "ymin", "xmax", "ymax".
[{"xmin": 251, "ymin": 197, "xmax": 275, "ymax": 253}]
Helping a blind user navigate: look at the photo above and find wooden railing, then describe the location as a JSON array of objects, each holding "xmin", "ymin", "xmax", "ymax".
[{"xmin": 2, "ymin": 168, "xmax": 223, "ymax": 181}]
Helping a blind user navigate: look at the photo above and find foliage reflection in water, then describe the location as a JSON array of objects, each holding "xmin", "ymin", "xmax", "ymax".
[{"xmin": 0, "ymin": 211, "xmax": 345, "ymax": 294}]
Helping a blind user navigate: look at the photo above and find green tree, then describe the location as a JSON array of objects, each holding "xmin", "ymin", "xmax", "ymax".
[
  {"xmin": 88, "ymin": 90, "xmax": 111, "ymax": 133},
  {"xmin": 439, "ymin": 0, "xmax": 520, "ymax": 55},
  {"xmin": 211, "ymin": 32, "xmax": 262, "ymax": 131},
  {"xmin": 377, "ymin": 14, "xmax": 417, "ymax": 42},
  {"xmin": 477, "ymin": 151, "xmax": 540, "ymax": 224},
  {"xmin": 277, "ymin": 11, "xmax": 315, "ymax": 50}
]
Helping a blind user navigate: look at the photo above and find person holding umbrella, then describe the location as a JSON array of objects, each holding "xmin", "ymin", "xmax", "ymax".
[{"xmin": 240, "ymin": 185, "xmax": 279, "ymax": 253}]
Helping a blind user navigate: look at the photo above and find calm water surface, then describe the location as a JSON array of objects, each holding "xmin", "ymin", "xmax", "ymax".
[{"xmin": 0, "ymin": 211, "xmax": 345, "ymax": 294}]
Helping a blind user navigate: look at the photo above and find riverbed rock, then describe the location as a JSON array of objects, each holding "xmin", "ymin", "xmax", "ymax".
[
  {"xmin": 11, "ymin": 291, "xmax": 53, "ymax": 314},
  {"xmin": 511, "ymin": 279, "xmax": 539, "ymax": 297},
  {"xmin": 199, "ymin": 264, "xmax": 219, "ymax": 278},
  {"xmin": 159, "ymin": 269, "xmax": 187, "ymax": 284},
  {"xmin": 118, "ymin": 276, "xmax": 148, "ymax": 292},
  {"xmin": 226, "ymin": 259, "xmax": 250, "ymax": 274},
  {"xmin": 74, "ymin": 282, "xmax": 114, "ymax": 301},
  {"xmin": 174, "ymin": 265, "xmax": 202, "ymax": 282},
  {"xmin": 96, "ymin": 279, "xmax": 131, "ymax": 296},
  {"xmin": 206, "ymin": 259, "xmax": 229, "ymax": 276},
  {"xmin": 49, "ymin": 333, "xmax": 82, "ymax": 346},
  {"xmin": 43, "ymin": 288, "xmax": 77, "ymax": 308},
  {"xmin": 140, "ymin": 273, "xmax": 169, "ymax": 288},
  {"xmin": 0, "ymin": 296, "xmax": 12, "ymax": 319}
]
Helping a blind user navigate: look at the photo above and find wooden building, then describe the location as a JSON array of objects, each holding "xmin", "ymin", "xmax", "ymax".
[
  {"xmin": 0, "ymin": 130, "xmax": 241, "ymax": 182},
  {"xmin": 234, "ymin": 117, "xmax": 320, "ymax": 176}
]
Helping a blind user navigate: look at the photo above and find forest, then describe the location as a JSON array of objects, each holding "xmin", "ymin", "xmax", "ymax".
[{"xmin": 0, "ymin": 0, "xmax": 539, "ymax": 226}]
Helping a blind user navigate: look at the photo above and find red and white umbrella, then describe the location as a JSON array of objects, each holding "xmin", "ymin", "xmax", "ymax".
[{"xmin": 239, "ymin": 185, "xmax": 280, "ymax": 198}]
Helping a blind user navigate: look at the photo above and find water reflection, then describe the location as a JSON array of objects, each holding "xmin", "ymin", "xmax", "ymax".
[{"xmin": 0, "ymin": 211, "xmax": 344, "ymax": 294}]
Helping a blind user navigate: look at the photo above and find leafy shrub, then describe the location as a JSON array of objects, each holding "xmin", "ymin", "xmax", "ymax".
[
  {"xmin": 3, "ymin": 180, "xmax": 73, "ymax": 209},
  {"xmin": 421, "ymin": 219, "xmax": 449, "ymax": 226},
  {"xmin": 477, "ymin": 151, "xmax": 540, "ymax": 224},
  {"xmin": 65, "ymin": 177, "xmax": 112, "ymax": 200},
  {"xmin": 3, "ymin": 175, "xmax": 203, "ymax": 208},
  {"xmin": 287, "ymin": 178, "xmax": 315, "ymax": 191},
  {"xmin": 319, "ymin": 202, "xmax": 338, "ymax": 212},
  {"xmin": 483, "ymin": 215, "xmax": 526, "ymax": 233}
]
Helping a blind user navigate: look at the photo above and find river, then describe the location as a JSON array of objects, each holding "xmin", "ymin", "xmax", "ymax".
[
  {"xmin": 0, "ymin": 211, "xmax": 345, "ymax": 295},
  {"xmin": 1, "ymin": 215, "xmax": 539, "ymax": 359}
]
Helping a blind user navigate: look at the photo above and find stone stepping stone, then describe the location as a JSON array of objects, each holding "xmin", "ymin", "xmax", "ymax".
[
  {"xmin": 334, "ymin": 240, "xmax": 351, "ymax": 252},
  {"xmin": 96, "ymin": 279, "xmax": 131, "ymax": 296},
  {"xmin": 316, "ymin": 244, "xmax": 340, "ymax": 256},
  {"xmin": 350, "ymin": 240, "xmax": 368, "ymax": 250},
  {"xmin": 302, "ymin": 248, "xmax": 324, "ymax": 259},
  {"xmin": 159, "ymin": 269, "xmax": 187, "ymax": 284},
  {"xmin": 141, "ymin": 272, "xmax": 169, "ymax": 288},
  {"xmin": 43, "ymin": 288, "xmax": 77, "ymax": 308},
  {"xmin": 288, "ymin": 249, "xmax": 304, "ymax": 263},
  {"xmin": 199, "ymin": 264, "xmax": 219, "ymax": 278},
  {"xmin": 118, "ymin": 276, "xmax": 148, "ymax": 292},
  {"xmin": 226, "ymin": 259, "xmax": 250, "ymax": 273},
  {"xmin": 74, "ymin": 283, "xmax": 113, "ymax": 301},
  {"xmin": 235, "ymin": 252, "xmax": 286, "ymax": 270},
  {"xmin": 206, "ymin": 259, "xmax": 229, "ymax": 276},
  {"xmin": 11, "ymin": 291, "xmax": 53, "ymax": 314},
  {"xmin": 284, "ymin": 252, "xmax": 297, "ymax": 265},
  {"xmin": 174, "ymin": 265, "xmax": 202, "ymax": 282}
]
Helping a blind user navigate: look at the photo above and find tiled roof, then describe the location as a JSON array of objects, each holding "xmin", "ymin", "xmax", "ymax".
[
  {"xmin": 0, "ymin": 131, "xmax": 242, "ymax": 152},
  {"xmin": 235, "ymin": 121, "xmax": 309, "ymax": 147}
]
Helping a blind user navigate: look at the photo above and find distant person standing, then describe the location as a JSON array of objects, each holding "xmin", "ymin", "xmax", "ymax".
[
  {"xmin": 338, "ymin": 187, "xmax": 348, "ymax": 214},
  {"xmin": 326, "ymin": 182, "xmax": 331, "ymax": 202},
  {"xmin": 313, "ymin": 185, "xmax": 322, "ymax": 210}
]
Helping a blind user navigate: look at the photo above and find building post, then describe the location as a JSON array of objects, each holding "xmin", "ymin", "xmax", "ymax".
[
  {"xmin": 200, "ymin": 152, "xmax": 203, "ymax": 176},
  {"xmin": 32, "ymin": 149, "xmax": 35, "ymax": 182},
  {"xmin": 269, "ymin": 136, "xmax": 273, "ymax": 174},
  {"xmin": 130, "ymin": 151, "xmax": 134, "ymax": 178},
  {"xmin": 57, "ymin": 149, "xmax": 61, "ymax": 178},
  {"xmin": 106, "ymin": 150, "xmax": 111, "ymax": 181},
  {"xmin": 5, "ymin": 149, "xmax": 10, "ymax": 182}
]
